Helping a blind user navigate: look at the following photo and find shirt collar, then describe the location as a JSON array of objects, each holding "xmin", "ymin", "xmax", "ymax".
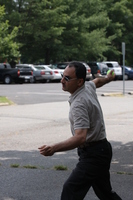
[{"xmin": 68, "ymin": 84, "xmax": 85, "ymax": 105}]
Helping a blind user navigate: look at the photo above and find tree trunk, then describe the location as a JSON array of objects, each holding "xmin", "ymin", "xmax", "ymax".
[{"xmin": 45, "ymin": 48, "xmax": 50, "ymax": 64}]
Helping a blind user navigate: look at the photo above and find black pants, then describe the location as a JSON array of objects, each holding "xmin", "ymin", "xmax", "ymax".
[{"xmin": 61, "ymin": 139, "xmax": 122, "ymax": 200}]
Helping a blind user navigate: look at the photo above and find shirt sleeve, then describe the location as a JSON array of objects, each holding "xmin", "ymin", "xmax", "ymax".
[{"xmin": 86, "ymin": 81, "xmax": 96, "ymax": 91}]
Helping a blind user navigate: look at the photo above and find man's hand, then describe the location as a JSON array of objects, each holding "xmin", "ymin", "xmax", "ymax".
[
  {"xmin": 106, "ymin": 69, "xmax": 115, "ymax": 82},
  {"xmin": 38, "ymin": 145, "xmax": 55, "ymax": 156},
  {"xmin": 93, "ymin": 69, "xmax": 115, "ymax": 88}
]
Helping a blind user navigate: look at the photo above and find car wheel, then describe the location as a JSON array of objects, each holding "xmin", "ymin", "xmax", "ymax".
[
  {"xmin": 18, "ymin": 80, "xmax": 24, "ymax": 84},
  {"xmin": 4, "ymin": 75, "xmax": 12, "ymax": 84},
  {"xmin": 41, "ymin": 79, "xmax": 47, "ymax": 83}
]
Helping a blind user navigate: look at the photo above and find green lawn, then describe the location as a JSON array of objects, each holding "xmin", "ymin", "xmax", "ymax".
[{"xmin": 0, "ymin": 96, "xmax": 13, "ymax": 105}]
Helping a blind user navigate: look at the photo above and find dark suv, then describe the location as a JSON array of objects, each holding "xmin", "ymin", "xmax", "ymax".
[
  {"xmin": 56, "ymin": 62, "xmax": 69, "ymax": 69},
  {"xmin": 97, "ymin": 62, "xmax": 109, "ymax": 75},
  {"xmin": 87, "ymin": 62, "xmax": 109, "ymax": 79}
]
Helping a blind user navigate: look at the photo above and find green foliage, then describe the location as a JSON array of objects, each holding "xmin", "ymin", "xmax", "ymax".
[
  {"xmin": 54, "ymin": 165, "xmax": 68, "ymax": 170},
  {"xmin": 1, "ymin": 0, "xmax": 133, "ymax": 64},
  {"xmin": 23, "ymin": 165, "xmax": 38, "ymax": 169},
  {"xmin": 0, "ymin": 5, "xmax": 21, "ymax": 63},
  {"xmin": 10, "ymin": 164, "xmax": 20, "ymax": 168},
  {"xmin": 15, "ymin": 0, "xmax": 69, "ymax": 63},
  {"xmin": 103, "ymin": 0, "xmax": 133, "ymax": 63},
  {"xmin": 51, "ymin": 0, "xmax": 112, "ymax": 62}
]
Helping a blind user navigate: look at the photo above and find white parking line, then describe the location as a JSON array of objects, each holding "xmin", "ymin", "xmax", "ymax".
[{"xmin": 17, "ymin": 91, "xmax": 69, "ymax": 96}]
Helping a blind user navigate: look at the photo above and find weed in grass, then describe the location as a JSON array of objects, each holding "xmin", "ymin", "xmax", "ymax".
[
  {"xmin": 10, "ymin": 164, "xmax": 20, "ymax": 168},
  {"xmin": 54, "ymin": 165, "xmax": 68, "ymax": 171},
  {"xmin": 117, "ymin": 171, "xmax": 133, "ymax": 175},
  {"xmin": 23, "ymin": 165, "xmax": 38, "ymax": 169},
  {"xmin": 117, "ymin": 171, "xmax": 125, "ymax": 175}
]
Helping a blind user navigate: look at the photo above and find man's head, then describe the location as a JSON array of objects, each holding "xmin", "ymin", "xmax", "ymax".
[{"xmin": 61, "ymin": 61, "xmax": 86, "ymax": 94}]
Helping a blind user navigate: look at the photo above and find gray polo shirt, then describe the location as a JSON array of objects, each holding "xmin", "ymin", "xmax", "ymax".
[{"xmin": 68, "ymin": 81, "xmax": 106, "ymax": 143}]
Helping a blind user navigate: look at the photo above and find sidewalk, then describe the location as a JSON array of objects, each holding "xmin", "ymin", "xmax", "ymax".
[{"xmin": 0, "ymin": 95, "xmax": 133, "ymax": 200}]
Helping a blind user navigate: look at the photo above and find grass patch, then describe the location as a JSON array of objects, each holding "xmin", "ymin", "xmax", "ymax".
[
  {"xmin": 117, "ymin": 171, "xmax": 125, "ymax": 175},
  {"xmin": 0, "ymin": 96, "xmax": 13, "ymax": 105},
  {"xmin": 117, "ymin": 171, "xmax": 133, "ymax": 175},
  {"xmin": 23, "ymin": 165, "xmax": 38, "ymax": 169},
  {"xmin": 54, "ymin": 165, "xmax": 68, "ymax": 171},
  {"xmin": 10, "ymin": 164, "xmax": 20, "ymax": 168}
]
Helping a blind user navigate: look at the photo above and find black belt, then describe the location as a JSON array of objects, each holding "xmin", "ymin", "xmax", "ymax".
[{"xmin": 79, "ymin": 138, "xmax": 107, "ymax": 148}]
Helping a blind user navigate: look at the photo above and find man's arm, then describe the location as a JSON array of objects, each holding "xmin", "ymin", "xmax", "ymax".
[
  {"xmin": 92, "ymin": 70, "xmax": 115, "ymax": 88},
  {"xmin": 38, "ymin": 129, "xmax": 87, "ymax": 156}
]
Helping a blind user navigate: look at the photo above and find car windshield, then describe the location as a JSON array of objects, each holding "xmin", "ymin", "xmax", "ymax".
[
  {"xmin": 35, "ymin": 66, "xmax": 45, "ymax": 70},
  {"xmin": 16, "ymin": 66, "xmax": 23, "ymax": 69},
  {"xmin": 113, "ymin": 63, "xmax": 120, "ymax": 67},
  {"xmin": 49, "ymin": 65, "xmax": 57, "ymax": 69},
  {"xmin": 98, "ymin": 63, "xmax": 108, "ymax": 68},
  {"xmin": 106, "ymin": 63, "xmax": 113, "ymax": 68},
  {"xmin": 57, "ymin": 64, "xmax": 68, "ymax": 69}
]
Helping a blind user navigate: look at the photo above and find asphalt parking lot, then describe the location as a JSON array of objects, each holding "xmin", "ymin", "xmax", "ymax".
[
  {"xmin": 0, "ymin": 80, "xmax": 133, "ymax": 105},
  {"xmin": 0, "ymin": 92, "xmax": 133, "ymax": 200}
]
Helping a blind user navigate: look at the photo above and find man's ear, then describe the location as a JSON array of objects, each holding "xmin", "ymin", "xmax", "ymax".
[{"xmin": 77, "ymin": 78, "xmax": 84, "ymax": 86}]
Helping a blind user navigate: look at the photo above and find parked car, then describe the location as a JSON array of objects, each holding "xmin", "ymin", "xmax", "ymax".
[
  {"xmin": 0, "ymin": 63, "xmax": 25, "ymax": 84},
  {"xmin": 15, "ymin": 64, "xmax": 33, "ymax": 83},
  {"xmin": 83, "ymin": 62, "xmax": 92, "ymax": 80},
  {"xmin": 49, "ymin": 65, "xmax": 64, "ymax": 81},
  {"xmin": 87, "ymin": 62, "xmax": 109, "ymax": 79},
  {"xmin": 87, "ymin": 62, "xmax": 100, "ymax": 79},
  {"xmin": 121, "ymin": 66, "xmax": 133, "ymax": 80},
  {"xmin": 102, "ymin": 61, "xmax": 122, "ymax": 80},
  {"xmin": 34, "ymin": 65, "xmax": 54, "ymax": 82},
  {"xmin": 16, "ymin": 64, "xmax": 53, "ymax": 83},
  {"xmin": 56, "ymin": 62, "xmax": 69, "ymax": 69},
  {"xmin": 97, "ymin": 62, "xmax": 109, "ymax": 75},
  {"xmin": 56, "ymin": 61, "xmax": 92, "ymax": 81}
]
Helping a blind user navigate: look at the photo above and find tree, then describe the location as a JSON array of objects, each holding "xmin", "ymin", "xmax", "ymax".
[
  {"xmin": 2, "ymin": 0, "xmax": 133, "ymax": 64},
  {"xmin": 60, "ymin": 0, "xmax": 113, "ymax": 62},
  {"xmin": 0, "ymin": 5, "xmax": 21, "ymax": 63},
  {"xmin": 121, "ymin": 0, "xmax": 133, "ymax": 65},
  {"xmin": 103, "ymin": 0, "xmax": 133, "ymax": 65},
  {"xmin": 2, "ymin": 0, "xmax": 113, "ymax": 63},
  {"xmin": 14, "ymin": 0, "xmax": 69, "ymax": 64}
]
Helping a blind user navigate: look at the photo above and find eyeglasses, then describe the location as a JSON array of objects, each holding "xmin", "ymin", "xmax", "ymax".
[{"xmin": 61, "ymin": 74, "xmax": 77, "ymax": 82}]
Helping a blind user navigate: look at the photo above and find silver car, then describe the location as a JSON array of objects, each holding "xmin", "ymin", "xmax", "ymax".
[
  {"xmin": 16, "ymin": 64, "xmax": 54, "ymax": 83},
  {"xmin": 49, "ymin": 65, "xmax": 64, "ymax": 81}
]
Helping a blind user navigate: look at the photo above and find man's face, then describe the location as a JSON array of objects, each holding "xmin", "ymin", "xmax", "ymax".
[{"xmin": 61, "ymin": 66, "xmax": 81, "ymax": 94}]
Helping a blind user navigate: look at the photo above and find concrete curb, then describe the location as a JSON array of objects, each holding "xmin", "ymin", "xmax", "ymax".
[
  {"xmin": 102, "ymin": 91, "xmax": 133, "ymax": 96},
  {"xmin": 101, "ymin": 93, "xmax": 124, "ymax": 97},
  {"xmin": 128, "ymin": 91, "xmax": 133, "ymax": 95},
  {"xmin": 0, "ymin": 103, "xmax": 9, "ymax": 106}
]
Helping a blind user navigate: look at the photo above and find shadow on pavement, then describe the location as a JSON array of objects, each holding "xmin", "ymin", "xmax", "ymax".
[{"xmin": 0, "ymin": 141, "xmax": 132, "ymax": 200}]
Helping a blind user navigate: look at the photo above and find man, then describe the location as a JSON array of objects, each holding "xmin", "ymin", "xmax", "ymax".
[{"xmin": 38, "ymin": 61, "xmax": 122, "ymax": 200}]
